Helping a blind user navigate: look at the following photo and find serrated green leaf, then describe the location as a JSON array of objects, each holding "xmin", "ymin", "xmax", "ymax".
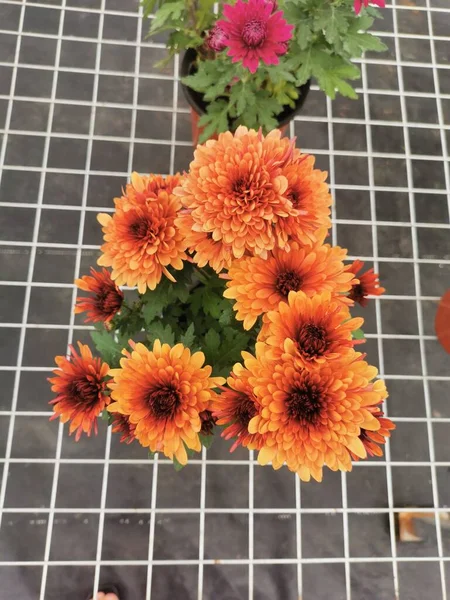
[
  {"xmin": 199, "ymin": 433, "xmax": 214, "ymax": 450},
  {"xmin": 343, "ymin": 17, "xmax": 386, "ymax": 56},
  {"xmin": 198, "ymin": 99, "xmax": 229, "ymax": 142},
  {"xmin": 218, "ymin": 305, "xmax": 233, "ymax": 327},
  {"xmin": 150, "ymin": 0, "xmax": 185, "ymax": 32},
  {"xmin": 204, "ymin": 328, "xmax": 220, "ymax": 353},
  {"xmin": 90, "ymin": 328, "xmax": 123, "ymax": 366},
  {"xmin": 311, "ymin": 51, "xmax": 360, "ymax": 99},
  {"xmin": 141, "ymin": 0, "xmax": 160, "ymax": 19},
  {"xmin": 295, "ymin": 20, "xmax": 314, "ymax": 51},
  {"xmin": 180, "ymin": 323, "xmax": 196, "ymax": 347},
  {"xmin": 147, "ymin": 321, "xmax": 175, "ymax": 345},
  {"xmin": 352, "ymin": 328, "xmax": 366, "ymax": 340}
]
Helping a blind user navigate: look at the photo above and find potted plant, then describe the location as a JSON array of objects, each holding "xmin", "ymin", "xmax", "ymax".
[
  {"xmin": 48, "ymin": 127, "xmax": 393, "ymax": 481},
  {"xmin": 142, "ymin": 0, "xmax": 387, "ymax": 143}
]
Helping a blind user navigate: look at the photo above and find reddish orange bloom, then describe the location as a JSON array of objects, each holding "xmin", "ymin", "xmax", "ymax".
[
  {"xmin": 347, "ymin": 259, "xmax": 385, "ymax": 307},
  {"xmin": 350, "ymin": 381, "xmax": 394, "ymax": 460},
  {"xmin": 277, "ymin": 155, "xmax": 332, "ymax": 246},
  {"xmin": 111, "ymin": 413, "xmax": 136, "ymax": 444},
  {"xmin": 246, "ymin": 346, "xmax": 385, "ymax": 482},
  {"xmin": 107, "ymin": 340, "xmax": 225, "ymax": 465},
  {"xmin": 212, "ymin": 362, "xmax": 264, "ymax": 452},
  {"xmin": 174, "ymin": 127, "xmax": 301, "ymax": 270},
  {"xmin": 263, "ymin": 291, "xmax": 364, "ymax": 369},
  {"xmin": 97, "ymin": 184, "xmax": 187, "ymax": 293},
  {"xmin": 48, "ymin": 342, "xmax": 110, "ymax": 441},
  {"xmin": 223, "ymin": 241, "xmax": 354, "ymax": 330},
  {"xmin": 74, "ymin": 267, "xmax": 123, "ymax": 324}
]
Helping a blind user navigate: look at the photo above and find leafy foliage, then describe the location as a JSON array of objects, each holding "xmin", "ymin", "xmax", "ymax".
[
  {"xmin": 90, "ymin": 324, "xmax": 125, "ymax": 368},
  {"xmin": 160, "ymin": 0, "xmax": 388, "ymax": 135}
]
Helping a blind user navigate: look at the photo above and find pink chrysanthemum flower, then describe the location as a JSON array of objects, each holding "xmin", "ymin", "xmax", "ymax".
[
  {"xmin": 354, "ymin": 0, "xmax": 385, "ymax": 14},
  {"xmin": 218, "ymin": 0, "xmax": 294, "ymax": 74},
  {"xmin": 206, "ymin": 25, "xmax": 228, "ymax": 52}
]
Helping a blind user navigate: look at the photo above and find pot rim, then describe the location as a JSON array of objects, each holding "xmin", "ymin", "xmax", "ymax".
[{"xmin": 180, "ymin": 48, "xmax": 311, "ymax": 128}]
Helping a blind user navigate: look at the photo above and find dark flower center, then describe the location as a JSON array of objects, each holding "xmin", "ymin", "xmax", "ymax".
[
  {"xmin": 242, "ymin": 19, "xmax": 267, "ymax": 48},
  {"xmin": 147, "ymin": 386, "xmax": 181, "ymax": 419},
  {"xmin": 200, "ymin": 410, "xmax": 217, "ymax": 436},
  {"xmin": 69, "ymin": 377, "xmax": 102, "ymax": 407},
  {"xmin": 286, "ymin": 382, "xmax": 323, "ymax": 425},
  {"xmin": 288, "ymin": 188, "xmax": 303, "ymax": 209},
  {"xmin": 349, "ymin": 283, "xmax": 365, "ymax": 304},
  {"xmin": 296, "ymin": 322, "xmax": 329, "ymax": 359},
  {"xmin": 275, "ymin": 270, "xmax": 302, "ymax": 298},
  {"xmin": 129, "ymin": 219, "xmax": 158, "ymax": 242},
  {"xmin": 95, "ymin": 288, "xmax": 122, "ymax": 316},
  {"xmin": 236, "ymin": 394, "xmax": 257, "ymax": 427}
]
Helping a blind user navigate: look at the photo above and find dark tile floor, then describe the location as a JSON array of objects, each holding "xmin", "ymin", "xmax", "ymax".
[{"xmin": 0, "ymin": 0, "xmax": 450, "ymax": 599}]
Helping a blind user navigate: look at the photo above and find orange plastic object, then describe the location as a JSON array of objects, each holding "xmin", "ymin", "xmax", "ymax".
[{"xmin": 435, "ymin": 289, "xmax": 450, "ymax": 354}]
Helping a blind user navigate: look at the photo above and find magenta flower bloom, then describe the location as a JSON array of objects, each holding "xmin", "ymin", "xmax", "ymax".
[
  {"xmin": 354, "ymin": 0, "xmax": 385, "ymax": 14},
  {"xmin": 218, "ymin": 0, "xmax": 294, "ymax": 74},
  {"xmin": 206, "ymin": 25, "xmax": 228, "ymax": 52}
]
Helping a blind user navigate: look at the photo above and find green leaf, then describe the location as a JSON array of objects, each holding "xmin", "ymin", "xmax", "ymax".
[
  {"xmin": 198, "ymin": 100, "xmax": 229, "ymax": 142},
  {"xmin": 148, "ymin": 449, "xmax": 156, "ymax": 459},
  {"xmin": 141, "ymin": 0, "xmax": 161, "ymax": 19},
  {"xmin": 173, "ymin": 456, "xmax": 185, "ymax": 471},
  {"xmin": 101, "ymin": 409, "xmax": 113, "ymax": 425},
  {"xmin": 199, "ymin": 432, "xmax": 214, "ymax": 450},
  {"xmin": 167, "ymin": 30, "xmax": 203, "ymax": 53},
  {"xmin": 150, "ymin": 0, "xmax": 185, "ymax": 32},
  {"xmin": 310, "ymin": 51, "xmax": 360, "ymax": 99},
  {"xmin": 295, "ymin": 20, "xmax": 314, "ymax": 51},
  {"xmin": 147, "ymin": 321, "xmax": 176, "ymax": 345},
  {"xmin": 90, "ymin": 327, "xmax": 123, "ymax": 366},
  {"xmin": 204, "ymin": 328, "xmax": 220, "ymax": 355},
  {"xmin": 218, "ymin": 305, "xmax": 233, "ymax": 327},
  {"xmin": 352, "ymin": 328, "xmax": 365, "ymax": 340},
  {"xmin": 180, "ymin": 323, "xmax": 196, "ymax": 347},
  {"xmin": 343, "ymin": 17, "xmax": 387, "ymax": 57}
]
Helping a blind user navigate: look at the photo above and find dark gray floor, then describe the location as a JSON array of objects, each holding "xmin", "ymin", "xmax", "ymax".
[{"xmin": 1, "ymin": 0, "xmax": 450, "ymax": 599}]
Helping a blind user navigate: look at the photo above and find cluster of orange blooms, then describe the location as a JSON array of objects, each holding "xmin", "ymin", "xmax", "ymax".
[{"xmin": 49, "ymin": 127, "xmax": 393, "ymax": 481}]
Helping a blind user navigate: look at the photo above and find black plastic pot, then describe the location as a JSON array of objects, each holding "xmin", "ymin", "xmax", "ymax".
[{"xmin": 180, "ymin": 47, "xmax": 311, "ymax": 144}]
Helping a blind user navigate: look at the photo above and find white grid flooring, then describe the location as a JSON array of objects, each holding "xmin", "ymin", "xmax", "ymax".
[{"xmin": 0, "ymin": 0, "xmax": 450, "ymax": 599}]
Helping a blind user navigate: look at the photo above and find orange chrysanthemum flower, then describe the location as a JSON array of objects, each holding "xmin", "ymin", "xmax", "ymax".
[
  {"xmin": 74, "ymin": 267, "xmax": 123, "ymax": 324},
  {"xmin": 246, "ymin": 346, "xmax": 384, "ymax": 482},
  {"xmin": 48, "ymin": 342, "xmax": 110, "ymax": 441},
  {"xmin": 347, "ymin": 259, "xmax": 385, "ymax": 307},
  {"xmin": 263, "ymin": 291, "xmax": 364, "ymax": 369},
  {"xmin": 277, "ymin": 155, "xmax": 332, "ymax": 246},
  {"xmin": 107, "ymin": 340, "xmax": 225, "ymax": 465},
  {"xmin": 350, "ymin": 384, "xmax": 395, "ymax": 460},
  {"xmin": 97, "ymin": 180, "xmax": 187, "ymax": 293},
  {"xmin": 111, "ymin": 413, "xmax": 136, "ymax": 444},
  {"xmin": 212, "ymin": 362, "xmax": 264, "ymax": 452},
  {"xmin": 123, "ymin": 172, "xmax": 184, "ymax": 206},
  {"xmin": 223, "ymin": 242, "xmax": 355, "ymax": 330},
  {"xmin": 174, "ymin": 127, "xmax": 302, "ymax": 270},
  {"xmin": 176, "ymin": 211, "xmax": 234, "ymax": 273}
]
